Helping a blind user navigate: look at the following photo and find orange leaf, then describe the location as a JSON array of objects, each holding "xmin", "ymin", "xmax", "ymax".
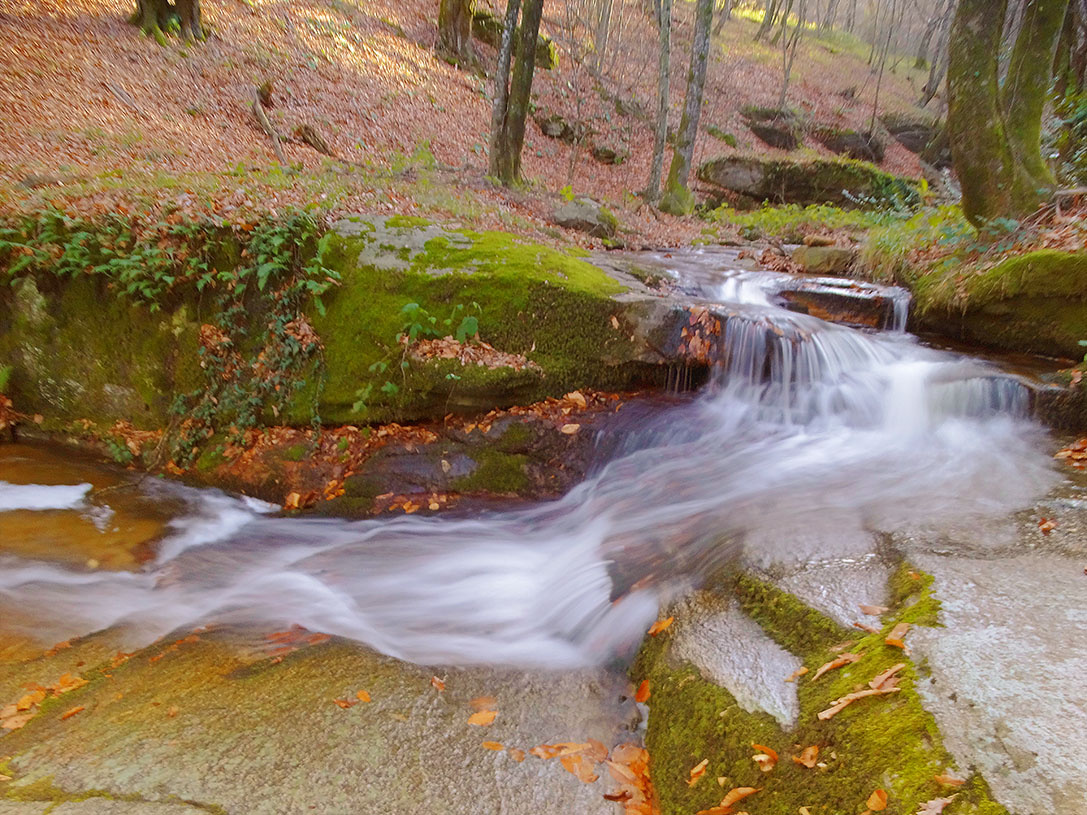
[
  {"xmin": 751, "ymin": 743, "xmax": 778, "ymax": 773},
  {"xmin": 647, "ymin": 616, "xmax": 674, "ymax": 636},
  {"xmin": 16, "ymin": 690, "xmax": 46, "ymax": 711},
  {"xmin": 355, "ymin": 689, "xmax": 371, "ymax": 703},
  {"xmin": 60, "ymin": 705, "xmax": 84, "ymax": 720},
  {"xmin": 695, "ymin": 808, "xmax": 734, "ymax": 815},
  {"xmin": 634, "ymin": 679, "xmax": 650, "ymax": 703},
  {"xmin": 792, "ymin": 745, "xmax": 819, "ymax": 768},
  {"xmin": 870, "ymin": 663, "xmax": 907, "ymax": 690},
  {"xmin": 52, "ymin": 673, "xmax": 88, "ymax": 694},
  {"xmin": 333, "ymin": 698, "xmax": 356, "ymax": 709},
  {"xmin": 859, "ymin": 604, "xmax": 889, "ymax": 616},
  {"xmin": 687, "ymin": 758, "xmax": 709, "ymax": 787},
  {"xmin": 812, "ymin": 653, "xmax": 861, "ymax": 681},
  {"xmin": 784, "ymin": 666, "xmax": 809, "ymax": 683},
  {"xmin": 721, "ymin": 787, "xmax": 760, "ymax": 807},
  {"xmin": 481, "ymin": 741, "xmax": 505, "ymax": 751},
  {"xmin": 468, "ymin": 710, "xmax": 496, "ymax": 726},
  {"xmin": 606, "ymin": 760, "xmax": 638, "ymax": 785},
  {"xmin": 934, "ymin": 774, "xmax": 965, "ymax": 788},
  {"xmin": 430, "ymin": 676, "xmax": 446, "ymax": 692},
  {"xmin": 853, "ymin": 621, "xmax": 881, "ymax": 634},
  {"xmin": 470, "ymin": 695, "xmax": 497, "ymax": 711},
  {"xmin": 867, "ymin": 788, "xmax": 888, "ymax": 811},
  {"xmin": 585, "ymin": 738, "xmax": 609, "ymax": 763},
  {"xmin": 560, "ymin": 753, "xmax": 600, "ymax": 783},
  {"xmin": 508, "ymin": 748, "xmax": 526, "ymax": 762},
  {"xmin": 885, "ymin": 622, "xmax": 910, "ymax": 649}
]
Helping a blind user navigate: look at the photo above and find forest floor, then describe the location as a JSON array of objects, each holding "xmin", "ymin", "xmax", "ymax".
[{"xmin": 0, "ymin": 0, "xmax": 930, "ymax": 247}]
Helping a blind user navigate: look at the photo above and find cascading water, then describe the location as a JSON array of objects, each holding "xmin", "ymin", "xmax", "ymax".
[{"xmin": 0, "ymin": 254, "xmax": 1058, "ymax": 667}]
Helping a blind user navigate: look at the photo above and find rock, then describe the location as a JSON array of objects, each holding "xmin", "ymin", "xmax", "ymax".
[
  {"xmin": 697, "ymin": 155, "xmax": 920, "ymax": 208},
  {"xmin": 554, "ymin": 197, "xmax": 619, "ymax": 239},
  {"xmin": 810, "ymin": 126, "xmax": 886, "ymax": 162},
  {"xmin": 791, "ymin": 245, "xmax": 856, "ymax": 275},
  {"xmin": 880, "ymin": 111, "xmax": 940, "ymax": 155},
  {"xmin": 534, "ymin": 113, "xmax": 589, "ymax": 144},
  {"xmin": 472, "ymin": 10, "xmax": 557, "ymax": 69},
  {"xmin": 590, "ymin": 143, "xmax": 628, "ymax": 165},
  {"xmin": 706, "ymin": 125, "xmax": 737, "ymax": 147},
  {"xmin": 740, "ymin": 105, "xmax": 803, "ymax": 150},
  {"xmin": 803, "ymin": 234, "xmax": 836, "ymax": 247}
]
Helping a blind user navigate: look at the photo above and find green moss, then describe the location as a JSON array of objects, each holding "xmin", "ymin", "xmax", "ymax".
[
  {"xmin": 385, "ymin": 215, "xmax": 432, "ymax": 229},
  {"xmin": 451, "ymin": 448, "xmax": 530, "ymax": 494},
  {"xmin": 282, "ymin": 442, "xmax": 309, "ymax": 462},
  {"xmin": 635, "ymin": 572, "xmax": 1006, "ymax": 815},
  {"xmin": 888, "ymin": 562, "xmax": 941, "ymax": 627}
]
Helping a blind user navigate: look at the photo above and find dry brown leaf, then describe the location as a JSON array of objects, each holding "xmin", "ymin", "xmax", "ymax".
[
  {"xmin": 481, "ymin": 741, "xmax": 505, "ymax": 751},
  {"xmin": 468, "ymin": 710, "xmax": 497, "ymax": 726},
  {"xmin": 560, "ymin": 423, "xmax": 580, "ymax": 435},
  {"xmin": 792, "ymin": 745, "xmax": 819, "ymax": 768},
  {"xmin": 606, "ymin": 760, "xmax": 638, "ymax": 785},
  {"xmin": 934, "ymin": 773, "xmax": 965, "ymax": 788},
  {"xmin": 687, "ymin": 758, "xmax": 709, "ymax": 787},
  {"xmin": 355, "ymin": 689, "xmax": 371, "ymax": 703},
  {"xmin": 916, "ymin": 795, "xmax": 957, "ymax": 814},
  {"xmin": 52, "ymin": 673, "xmax": 88, "ymax": 694},
  {"xmin": 885, "ymin": 622, "xmax": 911, "ymax": 649},
  {"xmin": 784, "ymin": 666, "xmax": 809, "ymax": 683},
  {"xmin": 647, "ymin": 616, "xmax": 675, "ymax": 636},
  {"xmin": 333, "ymin": 698, "xmax": 356, "ymax": 709},
  {"xmin": 635, "ymin": 679, "xmax": 650, "ymax": 703},
  {"xmin": 1, "ymin": 712, "xmax": 34, "ymax": 731},
  {"xmin": 812, "ymin": 652, "xmax": 861, "ymax": 681},
  {"xmin": 721, "ymin": 787, "xmax": 760, "ymax": 807},
  {"xmin": 799, "ymin": 808, "xmax": 813, "ymax": 815},
  {"xmin": 853, "ymin": 621, "xmax": 881, "ymax": 634},
  {"xmin": 470, "ymin": 695, "xmax": 497, "ymax": 711},
  {"xmin": 60, "ymin": 705, "xmax": 85, "ymax": 721},
  {"xmin": 585, "ymin": 737, "xmax": 609, "ymax": 763},
  {"xmin": 604, "ymin": 790, "xmax": 633, "ymax": 802},
  {"xmin": 859, "ymin": 604, "xmax": 890, "ymax": 616},
  {"xmin": 1039, "ymin": 518, "xmax": 1057, "ymax": 535},
  {"xmin": 16, "ymin": 690, "xmax": 46, "ymax": 711},
  {"xmin": 818, "ymin": 687, "xmax": 901, "ymax": 720},
  {"xmin": 751, "ymin": 743, "xmax": 778, "ymax": 773},
  {"xmin": 560, "ymin": 753, "xmax": 600, "ymax": 783},
  {"xmin": 870, "ymin": 663, "xmax": 907, "ymax": 690},
  {"xmin": 565, "ymin": 391, "xmax": 588, "ymax": 408},
  {"xmin": 167, "ymin": 705, "xmax": 179, "ymax": 718},
  {"xmin": 867, "ymin": 788, "xmax": 889, "ymax": 811},
  {"xmin": 509, "ymin": 748, "xmax": 526, "ymax": 762},
  {"xmin": 695, "ymin": 808, "xmax": 734, "ymax": 815}
]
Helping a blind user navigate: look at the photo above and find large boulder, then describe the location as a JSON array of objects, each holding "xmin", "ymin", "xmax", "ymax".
[
  {"xmin": 880, "ymin": 111, "xmax": 940, "ymax": 155},
  {"xmin": 697, "ymin": 156, "xmax": 920, "ymax": 209},
  {"xmin": 472, "ymin": 10, "xmax": 557, "ymax": 69},
  {"xmin": 810, "ymin": 126, "xmax": 886, "ymax": 163},
  {"xmin": 790, "ymin": 244, "xmax": 856, "ymax": 275},
  {"xmin": 741, "ymin": 106, "xmax": 803, "ymax": 151},
  {"xmin": 553, "ymin": 197, "xmax": 619, "ymax": 239}
]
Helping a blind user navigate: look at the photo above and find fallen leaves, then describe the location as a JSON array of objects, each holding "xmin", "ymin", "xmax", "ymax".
[
  {"xmin": 1038, "ymin": 517, "xmax": 1057, "ymax": 535},
  {"xmin": 885, "ymin": 622, "xmax": 911, "ymax": 650},
  {"xmin": 859, "ymin": 604, "xmax": 889, "ymax": 616},
  {"xmin": 647, "ymin": 616, "xmax": 674, "ymax": 636},
  {"xmin": 784, "ymin": 666, "xmax": 809, "ymax": 683},
  {"xmin": 1, "ymin": 671, "xmax": 91, "ymax": 731},
  {"xmin": 430, "ymin": 676, "xmax": 446, "ymax": 692},
  {"xmin": 1055, "ymin": 437, "xmax": 1087, "ymax": 470},
  {"xmin": 333, "ymin": 698, "xmax": 357, "ymax": 709},
  {"xmin": 915, "ymin": 796, "xmax": 957, "ymax": 814},
  {"xmin": 60, "ymin": 705, "xmax": 85, "ymax": 721},
  {"xmin": 697, "ymin": 786, "xmax": 761, "ymax": 813},
  {"xmin": 561, "ymin": 752, "xmax": 600, "ymax": 783},
  {"xmin": 635, "ymin": 679, "xmax": 651, "ymax": 703},
  {"xmin": 408, "ymin": 336, "xmax": 541, "ymax": 373},
  {"xmin": 355, "ymin": 689, "xmax": 371, "ymax": 703},
  {"xmin": 792, "ymin": 745, "xmax": 819, "ymax": 768},
  {"xmin": 467, "ymin": 709, "xmax": 497, "ymax": 726},
  {"xmin": 687, "ymin": 758, "xmax": 710, "ymax": 787},
  {"xmin": 481, "ymin": 740, "xmax": 505, "ymax": 751},
  {"xmin": 870, "ymin": 663, "xmax": 906, "ymax": 690},
  {"xmin": 811, "ymin": 652, "xmax": 861, "ymax": 681},
  {"xmin": 818, "ymin": 686, "xmax": 901, "ymax": 720},
  {"xmin": 934, "ymin": 773, "xmax": 965, "ymax": 788},
  {"xmin": 751, "ymin": 743, "xmax": 778, "ymax": 773},
  {"xmin": 866, "ymin": 788, "xmax": 889, "ymax": 812}
]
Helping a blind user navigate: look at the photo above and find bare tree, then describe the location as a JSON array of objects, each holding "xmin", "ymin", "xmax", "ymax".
[
  {"xmin": 490, "ymin": 0, "xmax": 546, "ymax": 185},
  {"xmin": 647, "ymin": 0, "xmax": 673, "ymax": 202}
]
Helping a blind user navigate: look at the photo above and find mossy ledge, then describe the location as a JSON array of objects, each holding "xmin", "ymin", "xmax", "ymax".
[
  {"xmin": 632, "ymin": 568, "xmax": 1006, "ymax": 815},
  {"xmin": 0, "ymin": 212, "xmax": 667, "ymax": 436}
]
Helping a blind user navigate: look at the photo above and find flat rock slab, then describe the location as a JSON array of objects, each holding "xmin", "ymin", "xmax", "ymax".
[
  {"xmin": 908, "ymin": 551, "xmax": 1087, "ymax": 815},
  {"xmin": 1, "ymin": 634, "xmax": 639, "ymax": 815},
  {"xmin": 670, "ymin": 593, "xmax": 802, "ymax": 727}
]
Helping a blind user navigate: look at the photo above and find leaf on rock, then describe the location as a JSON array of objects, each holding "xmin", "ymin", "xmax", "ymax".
[
  {"xmin": 470, "ymin": 695, "xmax": 497, "ymax": 712},
  {"xmin": 60, "ymin": 705, "xmax": 85, "ymax": 721},
  {"xmin": 635, "ymin": 679, "xmax": 651, "ymax": 703},
  {"xmin": 812, "ymin": 652, "xmax": 861, "ymax": 681},
  {"xmin": 16, "ymin": 690, "xmax": 46, "ymax": 711},
  {"xmin": 468, "ymin": 710, "xmax": 497, "ymax": 726},
  {"xmin": 355, "ymin": 689, "xmax": 371, "ymax": 703},
  {"xmin": 751, "ymin": 743, "xmax": 778, "ymax": 773},
  {"xmin": 561, "ymin": 753, "xmax": 600, "ymax": 783},
  {"xmin": 885, "ymin": 622, "xmax": 910, "ymax": 649},
  {"xmin": 859, "ymin": 604, "xmax": 890, "ymax": 616},
  {"xmin": 333, "ymin": 698, "xmax": 357, "ymax": 709},
  {"xmin": 647, "ymin": 616, "xmax": 674, "ymax": 636},
  {"xmin": 784, "ymin": 666, "xmax": 809, "ymax": 683},
  {"xmin": 916, "ymin": 795, "xmax": 957, "ymax": 814},
  {"xmin": 481, "ymin": 741, "xmax": 505, "ymax": 751},
  {"xmin": 720, "ymin": 786, "xmax": 760, "ymax": 808},
  {"xmin": 430, "ymin": 676, "xmax": 446, "ymax": 692},
  {"xmin": 933, "ymin": 773, "xmax": 965, "ymax": 788},
  {"xmin": 585, "ymin": 738, "xmax": 610, "ymax": 763},
  {"xmin": 508, "ymin": 748, "xmax": 526, "ymax": 762},
  {"xmin": 687, "ymin": 758, "xmax": 709, "ymax": 787},
  {"xmin": 792, "ymin": 745, "xmax": 819, "ymax": 768},
  {"xmin": 870, "ymin": 663, "xmax": 906, "ymax": 690},
  {"xmin": 866, "ymin": 788, "xmax": 889, "ymax": 811}
]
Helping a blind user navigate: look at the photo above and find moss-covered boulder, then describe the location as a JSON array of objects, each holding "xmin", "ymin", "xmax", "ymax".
[
  {"xmin": 471, "ymin": 10, "xmax": 557, "ymax": 69},
  {"xmin": 697, "ymin": 156, "xmax": 920, "ymax": 209},
  {"xmin": 552, "ymin": 198, "xmax": 619, "ymax": 239},
  {"xmin": 909, "ymin": 250, "xmax": 1087, "ymax": 358},
  {"xmin": 810, "ymin": 126, "xmax": 886, "ymax": 163}
]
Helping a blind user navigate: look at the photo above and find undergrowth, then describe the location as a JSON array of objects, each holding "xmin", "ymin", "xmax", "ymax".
[{"xmin": 709, "ymin": 202, "xmax": 908, "ymax": 242}]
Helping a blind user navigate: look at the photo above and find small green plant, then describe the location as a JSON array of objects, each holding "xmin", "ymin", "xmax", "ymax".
[{"xmin": 0, "ymin": 365, "xmax": 11, "ymax": 393}]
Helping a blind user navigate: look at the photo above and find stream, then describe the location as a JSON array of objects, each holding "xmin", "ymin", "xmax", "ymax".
[{"xmin": 0, "ymin": 250, "xmax": 1060, "ymax": 667}]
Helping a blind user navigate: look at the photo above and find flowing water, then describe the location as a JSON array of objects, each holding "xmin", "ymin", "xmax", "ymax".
[{"xmin": 0, "ymin": 252, "xmax": 1059, "ymax": 667}]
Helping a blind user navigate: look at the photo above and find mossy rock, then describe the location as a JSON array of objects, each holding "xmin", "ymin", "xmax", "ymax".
[
  {"xmin": 910, "ymin": 250, "xmax": 1087, "ymax": 358},
  {"xmin": 633, "ymin": 571, "xmax": 1008, "ymax": 815},
  {"xmin": 471, "ymin": 10, "xmax": 557, "ymax": 69},
  {"xmin": 810, "ymin": 126, "xmax": 886, "ymax": 163},
  {"xmin": 697, "ymin": 156, "xmax": 920, "ymax": 209}
]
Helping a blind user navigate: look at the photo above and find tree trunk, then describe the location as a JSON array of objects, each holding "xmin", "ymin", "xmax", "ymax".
[
  {"xmin": 437, "ymin": 0, "xmax": 478, "ymax": 70},
  {"xmin": 594, "ymin": 0, "xmax": 614, "ymax": 68},
  {"xmin": 757, "ymin": 0, "xmax": 781, "ymax": 40},
  {"xmin": 914, "ymin": 0, "xmax": 948, "ymax": 67},
  {"xmin": 660, "ymin": 0, "xmax": 714, "ymax": 215},
  {"xmin": 176, "ymin": 0, "xmax": 202, "ymax": 41},
  {"xmin": 647, "ymin": 0, "xmax": 673, "ymax": 201},
  {"xmin": 488, "ymin": 0, "xmax": 521, "ymax": 178},
  {"xmin": 492, "ymin": 0, "xmax": 544, "ymax": 185},
  {"xmin": 132, "ymin": 0, "xmax": 202, "ymax": 41},
  {"xmin": 947, "ymin": 0, "xmax": 1040, "ymax": 223},
  {"xmin": 822, "ymin": 0, "xmax": 840, "ymax": 29},
  {"xmin": 919, "ymin": 1, "xmax": 955, "ymax": 106},
  {"xmin": 1002, "ymin": 0, "xmax": 1070, "ymax": 187},
  {"xmin": 713, "ymin": 0, "xmax": 732, "ymax": 35}
]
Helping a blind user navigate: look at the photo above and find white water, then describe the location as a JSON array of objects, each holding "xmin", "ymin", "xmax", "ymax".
[
  {"xmin": 0, "ymin": 481, "xmax": 91, "ymax": 511},
  {"xmin": 0, "ymin": 259, "xmax": 1058, "ymax": 667}
]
